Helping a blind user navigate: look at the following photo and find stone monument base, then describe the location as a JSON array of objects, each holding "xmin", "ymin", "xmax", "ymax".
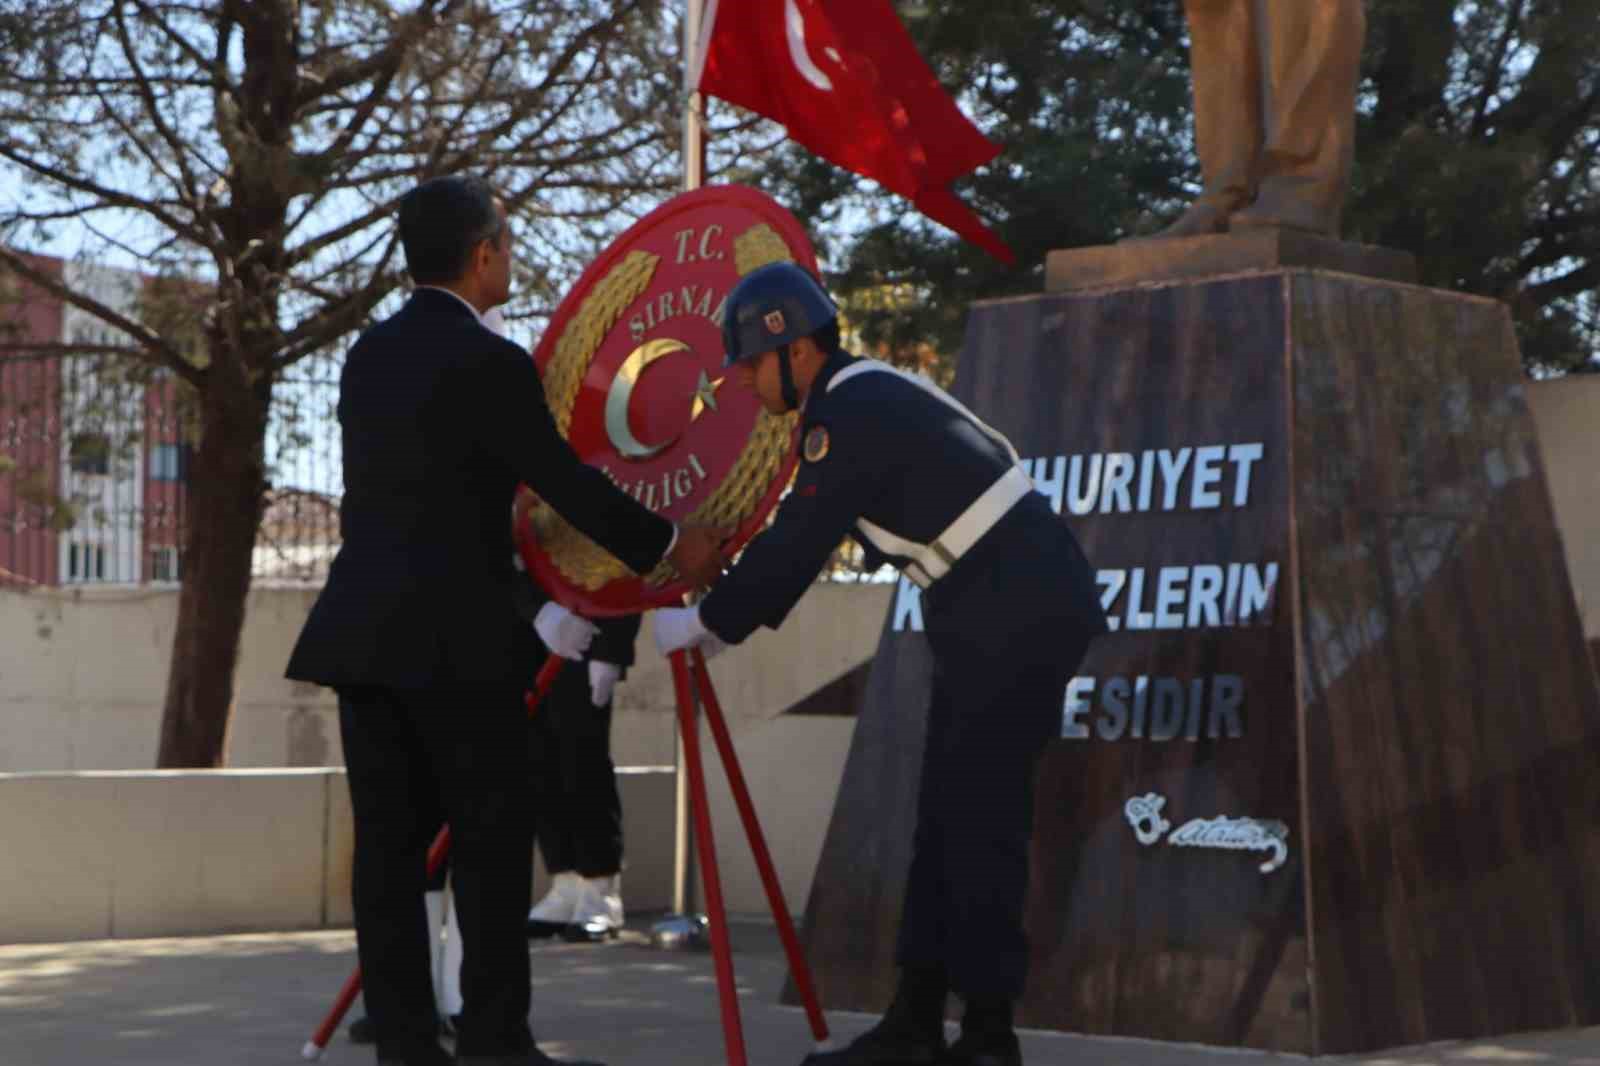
[{"xmin": 790, "ymin": 241, "xmax": 1600, "ymax": 1055}]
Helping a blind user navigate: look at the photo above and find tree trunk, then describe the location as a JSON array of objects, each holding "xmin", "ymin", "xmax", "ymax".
[{"xmin": 155, "ymin": 358, "xmax": 273, "ymax": 768}]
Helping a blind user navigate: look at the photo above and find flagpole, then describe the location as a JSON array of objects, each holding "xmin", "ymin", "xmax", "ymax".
[
  {"xmin": 683, "ymin": 0, "xmax": 707, "ymax": 193},
  {"xmin": 660, "ymin": 0, "xmax": 709, "ymax": 938}
]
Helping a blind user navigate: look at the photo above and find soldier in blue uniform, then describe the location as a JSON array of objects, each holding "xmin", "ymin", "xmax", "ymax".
[{"xmin": 654, "ymin": 262, "xmax": 1107, "ymax": 1066}]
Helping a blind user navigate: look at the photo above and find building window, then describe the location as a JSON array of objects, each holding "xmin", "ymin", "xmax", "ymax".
[
  {"xmin": 150, "ymin": 546, "xmax": 180, "ymax": 583},
  {"xmin": 149, "ymin": 442, "xmax": 189, "ymax": 482},
  {"xmin": 67, "ymin": 542, "xmax": 106, "ymax": 582},
  {"xmin": 69, "ymin": 433, "xmax": 111, "ymax": 475}
]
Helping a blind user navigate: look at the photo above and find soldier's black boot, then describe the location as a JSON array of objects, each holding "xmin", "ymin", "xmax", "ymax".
[
  {"xmin": 800, "ymin": 966, "xmax": 947, "ymax": 1065},
  {"xmin": 940, "ymin": 998, "xmax": 1021, "ymax": 1066}
]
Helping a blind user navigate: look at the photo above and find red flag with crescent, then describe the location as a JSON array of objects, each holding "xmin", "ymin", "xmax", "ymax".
[{"xmin": 694, "ymin": 0, "xmax": 1015, "ymax": 265}]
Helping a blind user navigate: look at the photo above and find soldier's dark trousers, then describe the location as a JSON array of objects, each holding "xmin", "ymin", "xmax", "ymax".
[
  {"xmin": 528, "ymin": 663, "xmax": 623, "ymax": 877},
  {"xmin": 895, "ymin": 503, "xmax": 1101, "ymax": 1000},
  {"xmin": 338, "ymin": 683, "xmax": 535, "ymax": 1062}
]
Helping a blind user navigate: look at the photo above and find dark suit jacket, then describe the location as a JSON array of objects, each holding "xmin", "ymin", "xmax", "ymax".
[{"xmin": 286, "ymin": 288, "xmax": 672, "ymax": 689}]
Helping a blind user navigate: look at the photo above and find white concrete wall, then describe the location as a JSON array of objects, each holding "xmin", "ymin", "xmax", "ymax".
[
  {"xmin": 0, "ymin": 767, "xmax": 676, "ymax": 945},
  {"xmin": 1529, "ymin": 376, "xmax": 1600, "ymax": 642},
  {"xmin": 0, "ymin": 745, "xmax": 842, "ymax": 944},
  {"xmin": 0, "ymin": 581, "xmax": 891, "ymax": 772},
  {"xmin": 694, "ymin": 714, "xmax": 859, "ymax": 921},
  {"xmin": 0, "ymin": 582, "xmax": 888, "ymax": 940},
  {"xmin": 0, "ymin": 770, "xmax": 343, "ymax": 943}
]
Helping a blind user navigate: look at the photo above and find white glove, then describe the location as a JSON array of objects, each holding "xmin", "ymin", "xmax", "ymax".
[
  {"xmin": 652, "ymin": 605, "xmax": 729, "ymax": 661},
  {"xmin": 535, "ymin": 601, "xmax": 597, "ymax": 661},
  {"xmin": 588, "ymin": 661, "xmax": 622, "ymax": 707},
  {"xmin": 481, "ymin": 305, "xmax": 510, "ymax": 338}
]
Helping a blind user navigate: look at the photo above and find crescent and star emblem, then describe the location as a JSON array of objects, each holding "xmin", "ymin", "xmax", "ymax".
[{"xmin": 603, "ymin": 337, "xmax": 724, "ymax": 460}]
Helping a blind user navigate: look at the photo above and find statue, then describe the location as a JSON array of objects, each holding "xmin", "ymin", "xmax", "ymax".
[{"xmin": 1145, "ymin": 0, "xmax": 1366, "ymax": 239}]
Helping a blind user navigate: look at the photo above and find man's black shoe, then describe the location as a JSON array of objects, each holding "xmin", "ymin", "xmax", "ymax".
[
  {"xmin": 377, "ymin": 1053, "xmax": 452, "ymax": 1066},
  {"xmin": 376, "ymin": 1041, "xmax": 453, "ymax": 1066},
  {"xmin": 939, "ymin": 1030, "xmax": 1021, "ymax": 1066},
  {"xmin": 349, "ymin": 1015, "xmax": 376, "ymax": 1045},
  {"xmin": 526, "ymin": 918, "xmax": 565, "ymax": 939}
]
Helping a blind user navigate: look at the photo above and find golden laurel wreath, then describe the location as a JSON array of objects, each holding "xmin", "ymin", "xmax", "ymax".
[{"xmin": 524, "ymin": 224, "xmax": 800, "ymax": 591}]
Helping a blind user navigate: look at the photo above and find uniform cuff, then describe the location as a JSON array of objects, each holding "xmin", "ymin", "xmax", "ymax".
[
  {"xmin": 698, "ymin": 597, "xmax": 737, "ymax": 646},
  {"xmin": 686, "ymin": 604, "xmax": 710, "ymax": 644}
]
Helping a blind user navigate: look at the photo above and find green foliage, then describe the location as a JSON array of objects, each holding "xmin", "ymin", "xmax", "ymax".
[{"xmin": 752, "ymin": 0, "xmax": 1600, "ymax": 376}]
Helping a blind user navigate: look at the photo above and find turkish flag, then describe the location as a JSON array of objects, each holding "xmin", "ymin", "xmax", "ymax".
[{"xmin": 695, "ymin": 0, "xmax": 1015, "ymax": 264}]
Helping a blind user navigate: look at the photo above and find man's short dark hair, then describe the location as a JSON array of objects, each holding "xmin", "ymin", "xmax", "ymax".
[{"xmin": 398, "ymin": 175, "xmax": 505, "ymax": 285}]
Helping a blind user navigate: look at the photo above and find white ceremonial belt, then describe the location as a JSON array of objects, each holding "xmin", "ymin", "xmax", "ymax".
[{"xmin": 859, "ymin": 465, "xmax": 1034, "ymax": 590}]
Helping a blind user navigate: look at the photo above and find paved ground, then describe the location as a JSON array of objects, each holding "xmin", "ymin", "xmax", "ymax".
[{"xmin": 4, "ymin": 919, "xmax": 1600, "ymax": 1066}]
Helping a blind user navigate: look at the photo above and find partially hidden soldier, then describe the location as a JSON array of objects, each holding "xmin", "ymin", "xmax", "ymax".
[
  {"xmin": 652, "ymin": 262, "xmax": 1108, "ymax": 1066},
  {"xmin": 512, "ymin": 556, "xmax": 638, "ymax": 942}
]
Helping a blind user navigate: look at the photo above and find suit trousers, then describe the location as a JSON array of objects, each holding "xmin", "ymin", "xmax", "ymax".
[
  {"xmin": 528, "ymin": 663, "xmax": 623, "ymax": 878},
  {"xmin": 338, "ymin": 683, "xmax": 535, "ymax": 1061}
]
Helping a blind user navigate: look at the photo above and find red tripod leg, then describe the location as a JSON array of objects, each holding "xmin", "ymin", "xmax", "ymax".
[
  {"xmin": 689, "ymin": 647, "xmax": 832, "ymax": 1049},
  {"xmin": 302, "ymin": 653, "xmax": 565, "ymax": 1059},
  {"xmin": 671, "ymin": 649, "xmax": 749, "ymax": 1066},
  {"xmin": 302, "ymin": 966, "xmax": 362, "ymax": 1060},
  {"xmin": 525, "ymin": 652, "xmax": 565, "ymax": 713}
]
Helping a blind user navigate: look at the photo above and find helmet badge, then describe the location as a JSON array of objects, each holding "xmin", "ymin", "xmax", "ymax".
[{"xmin": 764, "ymin": 309, "xmax": 787, "ymax": 334}]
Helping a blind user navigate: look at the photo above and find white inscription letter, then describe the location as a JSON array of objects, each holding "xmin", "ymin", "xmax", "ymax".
[
  {"xmin": 1063, "ymin": 677, "xmax": 1095, "ymax": 739},
  {"xmin": 1190, "ymin": 445, "xmax": 1226, "ymax": 509}
]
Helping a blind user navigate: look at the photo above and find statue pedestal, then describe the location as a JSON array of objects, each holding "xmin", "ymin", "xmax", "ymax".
[
  {"xmin": 792, "ymin": 244, "xmax": 1600, "ymax": 1054},
  {"xmin": 1046, "ymin": 227, "xmax": 1417, "ymax": 292}
]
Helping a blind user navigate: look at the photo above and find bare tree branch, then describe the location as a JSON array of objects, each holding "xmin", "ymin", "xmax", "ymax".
[
  {"xmin": 112, "ymin": 3, "xmax": 207, "ymax": 205},
  {"xmin": 0, "ymin": 342, "xmax": 152, "ymax": 362},
  {"xmin": 0, "ymin": 141, "xmax": 218, "ymax": 251}
]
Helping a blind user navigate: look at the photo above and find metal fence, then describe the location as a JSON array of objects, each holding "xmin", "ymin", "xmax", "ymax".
[
  {"xmin": 256, "ymin": 351, "xmax": 345, "ymax": 584},
  {"xmin": 0, "ymin": 348, "xmax": 347, "ymax": 588},
  {"xmin": 2, "ymin": 344, "xmax": 884, "ymax": 589}
]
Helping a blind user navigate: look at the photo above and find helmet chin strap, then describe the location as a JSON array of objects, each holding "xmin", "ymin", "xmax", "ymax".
[{"xmin": 776, "ymin": 342, "xmax": 801, "ymax": 412}]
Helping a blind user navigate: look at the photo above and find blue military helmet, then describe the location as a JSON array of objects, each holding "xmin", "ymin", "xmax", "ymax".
[{"xmin": 720, "ymin": 261, "xmax": 839, "ymax": 368}]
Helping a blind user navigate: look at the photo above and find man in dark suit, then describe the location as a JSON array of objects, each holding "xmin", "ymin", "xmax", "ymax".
[{"xmin": 287, "ymin": 174, "xmax": 723, "ymax": 1066}]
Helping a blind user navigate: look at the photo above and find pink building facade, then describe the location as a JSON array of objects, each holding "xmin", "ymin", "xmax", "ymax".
[{"xmin": 0, "ymin": 254, "xmax": 192, "ymax": 586}]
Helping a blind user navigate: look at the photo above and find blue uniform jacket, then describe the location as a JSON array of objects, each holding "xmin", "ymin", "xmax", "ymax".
[{"xmin": 700, "ymin": 350, "xmax": 1103, "ymax": 648}]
